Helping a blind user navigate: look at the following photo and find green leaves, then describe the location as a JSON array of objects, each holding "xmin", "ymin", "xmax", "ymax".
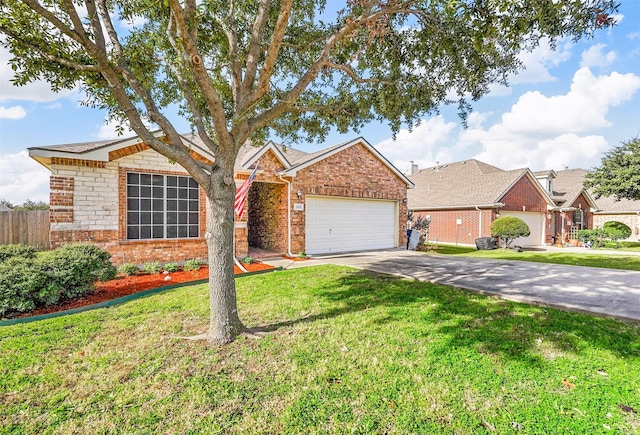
[{"xmin": 585, "ymin": 137, "xmax": 640, "ymax": 201}]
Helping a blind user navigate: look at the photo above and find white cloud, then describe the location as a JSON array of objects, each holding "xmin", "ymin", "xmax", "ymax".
[
  {"xmin": 375, "ymin": 116, "xmax": 457, "ymax": 172},
  {"xmin": 0, "ymin": 105, "xmax": 26, "ymax": 119},
  {"xmin": 0, "ymin": 47, "xmax": 78, "ymax": 103},
  {"xmin": 0, "ymin": 151, "xmax": 50, "ymax": 203},
  {"xmin": 580, "ymin": 44, "xmax": 616, "ymax": 68},
  {"xmin": 510, "ymin": 39, "xmax": 573, "ymax": 85},
  {"xmin": 94, "ymin": 118, "xmax": 136, "ymax": 139}
]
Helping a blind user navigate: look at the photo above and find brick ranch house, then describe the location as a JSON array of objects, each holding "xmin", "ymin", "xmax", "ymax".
[
  {"xmin": 29, "ymin": 134, "xmax": 413, "ymax": 265},
  {"xmin": 407, "ymin": 159, "xmax": 599, "ymax": 247}
]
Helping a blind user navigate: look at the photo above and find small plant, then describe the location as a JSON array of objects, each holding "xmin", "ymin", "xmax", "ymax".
[
  {"xmin": 142, "ymin": 261, "xmax": 161, "ymax": 274},
  {"xmin": 241, "ymin": 256, "xmax": 254, "ymax": 264},
  {"xmin": 296, "ymin": 252, "xmax": 307, "ymax": 259},
  {"xmin": 163, "ymin": 262, "xmax": 179, "ymax": 272},
  {"xmin": 118, "ymin": 263, "xmax": 139, "ymax": 276},
  {"xmin": 603, "ymin": 221, "xmax": 632, "ymax": 241},
  {"xmin": 183, "ymin": 258, "xmax": 201, "ymax": 271}
]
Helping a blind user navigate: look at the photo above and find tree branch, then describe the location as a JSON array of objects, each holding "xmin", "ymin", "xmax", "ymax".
[{"xmin": 239, "ymin": 0, "xmax": 270, "ymax": 109}]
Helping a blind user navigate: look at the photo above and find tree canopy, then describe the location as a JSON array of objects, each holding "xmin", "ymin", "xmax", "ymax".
[
  {"xmin": 491, "ymin": 216, "xmax": 530, "ymax": 248},
  {"xmin": 0, "ymin": 0, "xmax": 618, "ymax": 343},
  {"xmin": 584, "ymin": 137, "xmax": 640, "ymax": 201}
]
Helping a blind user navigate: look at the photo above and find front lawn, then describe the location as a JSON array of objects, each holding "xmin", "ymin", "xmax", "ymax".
[
  {"xmin": 420, "ymin": 244, "xmax": 640, "ymax": 271},
  {"xmin": 1, "ymin": 265, "xmax": 639, "ymax": 433}
]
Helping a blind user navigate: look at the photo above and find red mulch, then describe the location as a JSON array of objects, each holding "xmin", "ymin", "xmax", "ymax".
[{"xmin": 15, "ymin": 262, "xmax": 274, "ymax": 319}]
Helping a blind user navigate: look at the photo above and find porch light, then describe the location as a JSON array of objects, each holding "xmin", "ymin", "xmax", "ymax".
[{"xmin": 297, "ymin": 190, "xmax": 303, "ymax": 199}]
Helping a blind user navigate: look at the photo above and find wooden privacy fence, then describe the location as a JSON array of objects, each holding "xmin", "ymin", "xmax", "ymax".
[{"xmin": 0, "ymin": 210, "xmax": 50, "ymax": 250}]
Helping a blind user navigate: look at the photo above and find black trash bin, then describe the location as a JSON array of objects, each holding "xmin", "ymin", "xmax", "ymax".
[{"xmin": 475, "ymin": 237, "xmax": 497, "ymax": 250}]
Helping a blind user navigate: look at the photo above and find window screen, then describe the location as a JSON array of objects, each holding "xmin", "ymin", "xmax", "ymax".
[{"xmin": 126, "ymin": 172, "xmax": 199, "ymax": 240}]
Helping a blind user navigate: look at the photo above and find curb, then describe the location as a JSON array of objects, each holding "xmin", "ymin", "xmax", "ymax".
[{"xmin": 0, "ymin": 266, "xmax": 282, "ymax": 327}]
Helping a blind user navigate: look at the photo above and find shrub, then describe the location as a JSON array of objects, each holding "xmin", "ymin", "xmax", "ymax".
[
  {"xmin": 576, "ymin": 229, "xmax": 608, "ymax": 247},
  {"xmin": 0, "ymin": 244, "xmax": 37, "ymax": 263},
  {"xmin": 603, "ymin": 221, "xmax": 632, "ymax": 241},
  {"xmin": 296, "ymin": 252, "xmax": 307, "ymax": 259},
  {"xmin": 0, "ymin": 243, "xmax": 116, "ymax": 316},
  {"xmin": 241, "ymin": 256, "xmax": 254, "ymax": 264},
  {"xmin": 490, "ymin": 216, "xmax": 530, "ymax": 248},
  {"xmin": 183, "ymin": 258, "xmax": 201, "ymax": 271},
  {"xmin": 142, "ymin": 261, "xmax": 161, "ymax": 274},
  {"xmin": 118, "ymin": 263, "xmax": 139, "ymax": 276},
  {"xmin": 163, "ymin": 262, "xmax": 179, "ymax": 273}
]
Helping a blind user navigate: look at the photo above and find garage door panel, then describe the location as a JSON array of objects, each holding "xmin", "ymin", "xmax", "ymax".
[
  {"xmin": 306, "ymin": 197, "xmax": 397, "ymax": 254},
  {"xmin": 501, "ymin": 211, "xmax": 544, "ymax": 246}
]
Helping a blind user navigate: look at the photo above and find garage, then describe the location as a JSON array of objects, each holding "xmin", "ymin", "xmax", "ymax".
[
  {"xmin": 501, "ymin": 211, "xmax": 545, "ymax": 246},
  {"xmin": 305, "ymin": 196, "xmax": 398, "ymax": 254}
]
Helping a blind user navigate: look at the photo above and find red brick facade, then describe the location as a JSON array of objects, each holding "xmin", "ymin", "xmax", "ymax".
[
  {"xmin": 50, "ymin": 176, "xmax": 74, "ymax": 223},
  {"xmin": 498, "ymin": 176, "xmax": 548, "ymax": 213}
]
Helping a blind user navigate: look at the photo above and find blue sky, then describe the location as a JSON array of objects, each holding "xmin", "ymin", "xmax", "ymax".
[{"xmin": 1, "ymin": 3, "xmax": 639, "ymax": 204}]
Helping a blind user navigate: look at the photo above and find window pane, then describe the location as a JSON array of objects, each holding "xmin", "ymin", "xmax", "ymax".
[
  {"xmin": 178, "ymin": 200, "xmax": 187, "ymax": 211},
  {"xmin": 167, "ymin": 212, "xmax": 177, "ymax": 224},
  {"xmin": 140, "ymin": 186, "xmax": 151, "ymax": 198},
  {"xmin": 152, "ymin": 175, "xmax": 163, "ymax": 186},
  {"xmin": 153, "ymin": 212, "xmax": 164, "ymax": 224},
  {"xmin": 140, "ymin": 226, "xmax": 151, "ymax": 239},
  {"xmin": 178, "ymin": 213, "xmax": 187, "ymax": 224},
  {"xmin": 152, "ymin": 226, "xmax": 164, "ymax": 238},
  {"xmin": 188, "ymin": 178, "xmax": 198, "ymax": 188},
  {"xmin": 189, "ymin": 188, "xmax": 199, "ymax": 199},
  {"xmin": 178, "ymin": 177, "xmax": 188, "ymax": 187},
  {"xmin": 167, "ymin": 188, "xmax": 177, "ymax": 199},
  {"xmin": 140, "ymin": 199, "xmax": 151, "ymax": 211},
  {"xmin": 189, "ymin": 201, "xmax": 198, "ymax": 211},
  {"xmin": 167, "ymin": 200, "xmax": 177, "ymax": 211},
  {"xmin": 127, "ymin": 226, "xmax": 139, "ymax": 239},
  {"xmin": 189, "ymin": 212, "xmax": 198, "ymax": 224},
  {"xmin": 127, "ymin": 185, "xmax": 139, "ymax": 198},
  {"xmin": 178, "ymin": 226, "xmax": 187, "ymax": 238},
  {"xmin": 167, "ymin": 176, "xmax": 177, "ymax": 187},
  {"xmin": 127, "ymin": 212, "xmax": 139, "ymax": 225},
  {"xmin": 188, "ymin": 225, "xmax": 198, "ymax": 237},
  {"xmin": 152, "ymin": 199, "xmax": 163, "ymax": 211},
  {"xmin": 127, "ymin": 198, "xmax": 139, "ymax": 211},
  {"xmin": 178, "ymin": 189, "xmax": 187, "ymax": 199},
  {"xmin": 127, "ymin": 173, "xmax": 139, "ymax": 184},
  {"xmin": 140, "ymin": 212, "xmax": 151, "ymax": 225},
  {"xmin": 152, "ymin": 187, "xmax": 163, "ymax": 199},
  {"xmin": 140, "ymin": 174, "xmax": 152, "ymax": 185},
  {"xmin": 167, "ymin": 226, "xmax": 177, "ymax": 238}
]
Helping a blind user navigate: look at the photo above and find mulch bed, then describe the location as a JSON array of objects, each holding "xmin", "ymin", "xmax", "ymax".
[{"xmin": 13, "ymin": 262, "xmax": 274, "ymax": 319}]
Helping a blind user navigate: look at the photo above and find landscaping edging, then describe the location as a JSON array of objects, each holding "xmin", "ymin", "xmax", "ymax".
[{"xmin": 0, "ymin": 267, "xmax": 281, "ymax": 327}]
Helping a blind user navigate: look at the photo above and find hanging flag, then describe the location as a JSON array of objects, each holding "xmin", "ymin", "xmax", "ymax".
[{"xmin": 234, "ymin": 167, "xmax": 257, "ymax": 219}]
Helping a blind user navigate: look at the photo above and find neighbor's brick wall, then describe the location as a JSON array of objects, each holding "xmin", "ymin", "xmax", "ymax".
[
  {"xmin": 284, "ymin": 143, "xmax": 408, "ymax": 254},
  {"xmin": 593, "ymin": 214, "xmax": 640, "ymax": 241},
  {"xmin": 413, "ymin": 209, "xmax": 495, "ymax": 245}
]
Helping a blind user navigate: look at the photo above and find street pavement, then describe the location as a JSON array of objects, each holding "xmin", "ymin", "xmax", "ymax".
[{"xmin": 263, "ymin": 249, "xmax": 640, "ymax": 322}]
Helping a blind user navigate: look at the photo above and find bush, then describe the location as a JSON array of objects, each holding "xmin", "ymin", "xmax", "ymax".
[
  {"xmin": 0, "ymin": 243, "xmax": 116, "ymax": 316},
  {"xmin": 163, "ymin": 262, "xmax": 179, "ymax": 273},
  {"xmin": 118, "ymin": 263, "xmax": 139, "ymax": 276},
  {"xmin": 296, "ymin": 252, "xmax": 307, "ymax": 259},
  {"xmin": 241, "ymin": 256, "xmax": 254, "ymax": 264},
  {"xmin": 183, "ymin": 258, "xmax": 201, "ymax": 271},
  {"xmin": 0, "ymin": 244, "xmax": 37, "ymax": 263},
  {"xmin": 603, "ymin": 221, "xmax": 632, "ymax": 241},
  {"xmin": 142, "ymin": 261, "xmax": 161, "ymax": 274},
  {"xmin": 490, "ymin": 216, "xmax": 530, "ymax": 248},
  {"xmin": 576, "ymin": 229, "xmax": 608, "ymax": 247}
]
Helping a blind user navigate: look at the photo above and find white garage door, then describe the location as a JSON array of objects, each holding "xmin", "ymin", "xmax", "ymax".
[
  {"xmin": 501, "ymin": 211, "xmax": 545, "ymax": 246},
  {"xmin": 305, "ymin": 196, "xmax": 397, "ymax": 255}
]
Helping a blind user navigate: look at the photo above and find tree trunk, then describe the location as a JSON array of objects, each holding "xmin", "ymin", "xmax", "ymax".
[{"xmin": 203, "ymin": 169, "xmax": 244, "ymax": 344}]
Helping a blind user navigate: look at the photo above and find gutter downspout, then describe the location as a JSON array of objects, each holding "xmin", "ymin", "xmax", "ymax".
[
  {"xmin": 279, "ymin": 173, "xmax": 295, "ymax": 257},
  {"xmin": 475, "ymin": 206, "xmax": 482, "ymax": 239}
]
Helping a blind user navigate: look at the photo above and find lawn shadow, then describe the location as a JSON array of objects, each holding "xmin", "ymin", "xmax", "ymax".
[{"xmin": 253, "ymin": 266, "xmax": 640, "ymax": 364}]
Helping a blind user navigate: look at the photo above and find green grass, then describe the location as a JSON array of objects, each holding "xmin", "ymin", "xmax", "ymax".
[
  {"xmin": 2, "ymin": 265, "xmax": 640, "ymax": 433},
  {"xmin": 420, "ymin": 244, "xmax": 640, "ymax": 271}
]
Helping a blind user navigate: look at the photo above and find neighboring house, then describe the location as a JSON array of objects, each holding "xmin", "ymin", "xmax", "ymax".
[
  {"xmin": 29, "ymin": 134, "xmax": 413, "ymax": 264},
  {"xmin": 407, "ymin": 159, "xmax": 556, "ymax": 246},
  {"xmin": 533, "ymin": 168, "xmax": 598, "ymax": 243},
  {"xmin": 537, "ymin": 168, "xmax": 639, "ymax": 241}
]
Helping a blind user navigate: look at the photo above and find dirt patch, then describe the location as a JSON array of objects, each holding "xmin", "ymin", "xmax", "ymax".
[{"xmin": 15, "ymin": 262, "xmax": 274, "ymax": 319}]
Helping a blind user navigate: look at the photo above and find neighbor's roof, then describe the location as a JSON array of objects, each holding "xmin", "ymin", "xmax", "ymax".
[
  {"xmin": 592, "ymin": 195, "xmax": 640, "ymax": 213},
  {"xmin": 548, "ymin": 168, "xmax": 592, "ymax": 207},
  {"xmin": 0, "ymin": 203, "xmax": 13, "ymax": 212},
  {"xmin": 407, "ymin": 159, "xmax": 550, "ymax": 209}
]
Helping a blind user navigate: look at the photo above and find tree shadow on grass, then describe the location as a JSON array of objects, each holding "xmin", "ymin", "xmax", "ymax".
[{"xmin": 253, "ymin": 267, "xmax": 640, "ymax": 363}]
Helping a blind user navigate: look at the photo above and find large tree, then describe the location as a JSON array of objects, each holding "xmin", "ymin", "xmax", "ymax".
[
  {"xmin": 585, "ymin": 137, "xmax": 640, "ymax": 201},
  {"xmin": 0, "ymin": 0, "xmax": 617, "ymax": 343}
]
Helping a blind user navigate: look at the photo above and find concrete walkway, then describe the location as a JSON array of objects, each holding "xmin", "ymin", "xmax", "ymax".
[{"xmin": 262, "ymin": 249, "xmax": 640, "ymax": 322}]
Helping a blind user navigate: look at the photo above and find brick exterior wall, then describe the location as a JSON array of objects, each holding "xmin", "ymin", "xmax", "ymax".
[
  {"xmin": 247, "ymin": 182, "xmax": 288, "ymax": 253},
  {"xmin": 50, "ymin": 176, "xmax": 74, "ymax": 224},
  {"xmin": 498, "ymin": 176, "xmax": 548, "ymax": 213}
]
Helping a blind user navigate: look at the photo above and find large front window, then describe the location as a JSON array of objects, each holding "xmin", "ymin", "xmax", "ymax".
[{"xmin": 126, "ymin": 172, "xmax": 199, "ymax": 240}]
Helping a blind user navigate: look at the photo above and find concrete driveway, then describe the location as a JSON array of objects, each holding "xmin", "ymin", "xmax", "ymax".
[{"xmin": 266, "ymin": 249, "xmax": 640, "ymax": 322}]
